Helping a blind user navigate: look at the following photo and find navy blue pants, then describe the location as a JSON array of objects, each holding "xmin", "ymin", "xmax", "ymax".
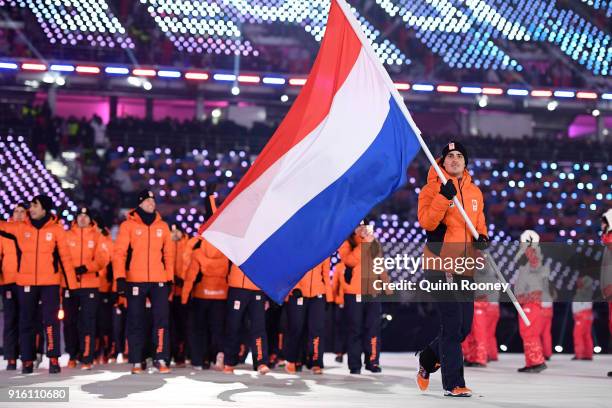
[
  {"xmin": 333, "ymin": 304, "xmax": 347, "ymax": 354},
  {"xmin": 426, "ymin": 301, "xmax": 474, "ymax": 390},
  {"xmin": 190, "ymin": 298, "xmax": 225, "ymax": 367},
  {"xmin": 96, "ymin": 292, "xmax": 113, "ymax": 360},
  {"xmin": 112, "ymin": 299, "xmax": 127, "ymax": 357},
  {"xmin": 126, "ymin": 282, "xmax": 170, "ymax": 364},
  {"xmin": 17, "ymin": 285, "xmax": 61, "ymax": 361},
  {"xmin": 285, "ymin": 294, "xmax": 326, "ymax": 368},
  {"xmin": 224, "ymin": 287, "xmax": 268, "ymax": 368},
  {"xmin": 1, "ymin": 284, "xmax": 19, "ymax": 360},
  {"xmin": 170, "ymin": 296, "xmax": 188, "ymax": 364},
  {"xmin": 62, "ymin": 288, "xmax": 99, "ymax": 363},
  {"xmin": 344, "ymin": 294, "xmax": 382, "ymax": 371}
]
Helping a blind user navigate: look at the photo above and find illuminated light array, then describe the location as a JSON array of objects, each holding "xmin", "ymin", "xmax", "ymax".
[
  {"xmin": 288, "ymin": 78, "xmax": 307, "ymax": 86},
  {"xmin": 531, "ymin": 89, "xmax": 553, "ymax": 97},
  {"xmin": 394, "ymin": 82, "xmax": 410, "ymax": 90},
  {"xmin": 262, "ymin": 76, "xmax": 286, "ymax": 85},
  {"xmin": 482, "ymin": 87, "xmax": 503, "ymax": 95},
  {"xmin": 139, "ymin": 0, "xmax": 409, "ymax": 66},
  {"xmin": 157, "ymin": 70, "xmax": 182, "ymax": 78},
  {"xmin": 132, "ymin": 68, "xmax": 157, "ymax": 77},
  {"xmin": 576, "ymin": 91, "xmax": 598, "ymax": 99},
  {"xmin": 0, "ymin": 136, "xmax": 76, "ymax": 220},
  {"xmin": 185, "ymin": 72, "xmax": 209, "ymax": 80},
  {"xmin": 580, "ymin": 0, "xmax": 612, "ymax": 17},
  {"xmin": 437, "ymin": 85, "xmax": 459, "ymax": 93},
  {"xmin": 75, "ymin": 65, "xmax": 100, "ymax": 74},
  {"xmin": 375, "ymin": 0, "xmax": 610, "ymax": 76},
  {"xmin": 21, "ymin": 62, "xmax": 47, "ymax": 71},
  {"xmin": 50, "ymin": 64, "xmax": 75, "ymax": 72},
  {"xmin": 105, "ymin": 66, "xmax": 130, "ymax": 75},
  {"xmin": 2, "ymin": 0, "xmax": 134, "ymax": 49}
]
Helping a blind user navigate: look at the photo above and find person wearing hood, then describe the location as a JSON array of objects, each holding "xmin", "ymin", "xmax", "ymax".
[
  {"xmin": 415, "ymin": 141, "xmax": 488, "ymax": 397},
  {"xmin": 63, "ymin": 207, "xmax": 110, "ymax": 369},
  {"xmin": 0, "ymin": 195, "xmax": 78, "ymax": 374},
  {"xmin": 113, "ymin": 190, "xmax": 175, "ymax": 374}
]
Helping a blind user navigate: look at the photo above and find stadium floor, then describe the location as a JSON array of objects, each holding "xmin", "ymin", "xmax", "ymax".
[{"xmin": 0, "ymin": 353, "xmax": 610, "ymax": 407}]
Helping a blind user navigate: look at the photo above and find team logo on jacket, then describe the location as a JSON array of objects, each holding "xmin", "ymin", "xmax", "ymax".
[
  {"xmin": 156, "ymin": 229, "xmax": 163, "ymax": 238},
  {"xmin": 46, "ymin": 233, "xmax": 53, "ymax": 241},
  {"xmin": 135, "ymin": 229, "xmax": 142, "ymax": 236},
  {"xmin": 24, "ymin": 232, "xmax": 31, "ymax": 239},
  {"xmin": 472, "ymin": 199, "xmax": 478, "ymax": 212},
  {"xmin": 69, "ymin": 241, "xmax": 76, "ymax": 247},
  {"xmin": 88, "ymin": 240, "xmax": 94, "ymax": 249}
]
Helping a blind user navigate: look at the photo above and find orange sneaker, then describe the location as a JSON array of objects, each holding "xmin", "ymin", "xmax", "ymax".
[
  {"xmin": 223, "ymin": 365, "xmax": 235, "ymax": 374},
  {"xmin": 284, "ymin": 362, "xmax": 297, "ymax": 374},
  {"xmin": 131, "ymin": 364, "xmax": 143, "ymax": 374},
  {"xmin": 444, "ymin": 386, "xmax": 472, "ymax": 397},
  {"xmin": 416, "ymin": 366, "xmax": 430, "ymax": 391},
  {"xmin": 67, "ymin": 359, "xmax": 77, "ymax": 369},
  {"xmin": 154, "ymin": 360, "xmax": 171, "ymax": 374},
  {"xmin": 257, "ymin": 364, "xmax": 270, "ymax": 375},
  {"xmin": 312, "ymin": 366, "xmax": 323, "ymax": 375}
]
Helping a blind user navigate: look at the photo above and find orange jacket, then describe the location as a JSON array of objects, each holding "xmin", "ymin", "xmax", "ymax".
[
  {"xmin": 0, "ymin": 217, "xmax": 78, "ymax": 288},
  {"xmin": 113, "ymin": 210, "xmax": 175, "ymax": 283},
  {"xmin": 171, "ymin": 236, "xmax": 188, "ymax": 296},
  {"xmin": 330, "ymin": 262, "xmax": 346, "ymax": 305},
  {"xmin": 64, "ymin": 223, "xmax": 110, "ymax": 289},
  {"xmin": 293, "ymin": 258, "xmax": 333, "ymax": 300},
  {"xmin": 228, "ymin": 264, "xmax": 260, "ymax": 291},
  {"xmin": 338, "ymin": 238, "xmax": 391, "ymax": 296},
  {"xmin": 417, "ymin": 164, "xmax": 487, "ymax": 275},
  {"xmin": 98, "ymin": 233, "xmax": 114, "ymax": 293},
  {"xmin": 181, "ymin": 238, "xmax": 230, "ymax": 302},
  {"xmin": 0, "ymin": 234, "xmax": 18, "ymax": 285}
]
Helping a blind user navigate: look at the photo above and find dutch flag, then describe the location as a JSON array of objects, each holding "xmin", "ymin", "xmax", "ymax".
[{"xmin": 202, "ymin": 0, "xmax": 422, "ymax": 303}]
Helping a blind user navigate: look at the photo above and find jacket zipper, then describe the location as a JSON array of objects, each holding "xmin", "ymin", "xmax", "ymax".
[
  {"xmin": 35, "ymin": 229, "xmax": 39, "ymax": 285},
  {"xmin": 147, "ymin": 226, "xmax": 150, "ymax": 281}
]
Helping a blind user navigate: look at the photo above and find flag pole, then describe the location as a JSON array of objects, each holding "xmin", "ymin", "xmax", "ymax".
[{"xmin": 333, "ymin": 0, "xmax": 530, "ymax": 325}]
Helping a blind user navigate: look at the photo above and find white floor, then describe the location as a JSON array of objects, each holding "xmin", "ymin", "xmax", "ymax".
[{"xmin": 0, "ymin": 353, "xmax": 610, "ymax": 407}]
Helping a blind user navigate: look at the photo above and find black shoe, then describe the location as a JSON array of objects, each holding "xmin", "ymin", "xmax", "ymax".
[
  {"xmin": 545, "ymin": 356, "xmax": 550, "ymax": 361},
  {"xmin": 335, "ymin": 354, "xmax": 343, "ymax": 363},
  {"xmin": 296, "ymin": 364, "xmax": 303, "ymax": 372},
  {"xmin": 49, "ymin": 358, "xmax": 61, "ymax": 374},
  {"xmin": 517, "ymin": 363, "xmax": 547, "ymax": 373},
  {"xmin": 366, "ymin": 364, "xmax": 382, "ymax": 373},
  {"xmin": 607, "ymin": 371, "xmax": 612, "ymax": 377},
  {"xmin": 202, "ymin": 362, "xmax": 211, "ymax": 370},
  {"xmin": 349, "ymin": 369, "xmax": 361, "ymax": 375},
  {"xmin": 7, "ymin": 360, "xmax": 17, "ymax": 371},
  {"xmin": 571, "ymin": 356, "xmax": 578, "ymax": 360},
  {"xmin": 22, "ymin": 362, "xmax": 34, "ymax": 374}
]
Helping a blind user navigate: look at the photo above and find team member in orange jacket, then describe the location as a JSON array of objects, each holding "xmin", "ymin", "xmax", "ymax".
[
  {"xmin": 94, "ymin": 218, "xmax": 114, "ymax": 364},
  {"xmin": 339, "ymin": 224, "xmax": 391, "ymax": 375},
  {"xmin": 0, "ymin": 204, "xmax": 21, "ymax": 370},
  {"xmin": 0, "ymin": 195, "xmax": 78, "ymax": 374},
  {"xmin": 63, "ymin": 207, "xmax": 109, "ymax": 369},
  {"xmin": 181, "ymin": 236, "xmax": 230, "ymax": 369},
  {"xmin": 284, "ymin": 258, "xmax": 333, "ymax": 375},
  {"xmin": 415, "ymin": 142, "xmax": 488, "ymax": 397},
  {"xmin": 113, "ymin": 190, "xmax": 175, "ymax": 374},
  {"xmin": 169, "ymin": 224, "xmax": 189, "ymax": 367},
  {"xmin": 223, "ymin": 264, "xmax": 270, "ymax": 374}
]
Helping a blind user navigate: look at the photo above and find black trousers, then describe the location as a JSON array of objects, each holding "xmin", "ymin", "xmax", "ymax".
[
  {"xmin": 223, "ymin": 287, "xmax": 268, "ymax": 368},
  {"xmin": 425, "ymin": 301, "xmax": 474, "ymax": 390},
  {"xmin": 1, "ymin": 284, "xmax": 19, "ymax": 360},
  {"xmin": 344, "ymin": 294, "xmax": 382, "ymax": 371},
  {"xmin": 96, "ymin": 292, "xmax": 113, "ymax": 359},
  {"xmin": 332, "ymin": 304, "xmax": 347, "ymax": 354},
  {"xmin": 170, "ymin": 296, "xmax": 188, "ymax": 363},
  {"xmin": 17, "ymin": 285, "xmax": 61, "ymax": 361},
  {"xmin": 126, "ymin": 282, "xmax": 170, "ymax": 363},
  {"xmin": 190, "ymin": 298, "xmax": 225, "ymax": 366},
  {"xmin": 62, "ymin": 288, "xmax": 99, "ymax": 363},
  {"xmin": 285, "ymin": 294, "xmax": 326, "ymax": 368},
  {"xmin": 112, "ymin": 300, "xmax": 127, "ymax": 357}
]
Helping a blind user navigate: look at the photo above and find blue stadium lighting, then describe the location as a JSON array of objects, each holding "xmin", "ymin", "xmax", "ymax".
[
  {"xmin": 0, "ymin": 62, "xmax": 18, "ymax": 70},
  {"xmin": 105, "ymin": 66, "xmax": 130, "ymax": 75},
  {"xmin": 460, "ymin": 86, "xmax": 482, "ymax": 94},
  {"xmin": 553, "ymin": 90, "xmax": 575, "ymax": 98},
  {"xmin": 50, "ymin": 64, "xmax": 75, "ymax": 72},
  {"xmin": 412, "ymin": 83, "xmax": 434, "ymax": 92},
  {"xmin": 262, "ymin": 77, "xmax": 286, "ymax": 85},
  {"xmin": 507, "ymin": 88, "xmax": 529, "ymax": 96},
  {"xmin": 158, "ymin": 70, "xmax": 182, "ymax": 78},
  {"xmin": 602, "ymin": 93, "xmax": 612, "ymax": 100},
  {"xmin": 214, "ymin": 74, "xmax": 237, "ymax": 82}
]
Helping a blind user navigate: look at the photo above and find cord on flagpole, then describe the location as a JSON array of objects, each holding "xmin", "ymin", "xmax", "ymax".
[{"xmin": 333, "ymin": 0, "xmax": 530, "ymax": 325}]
